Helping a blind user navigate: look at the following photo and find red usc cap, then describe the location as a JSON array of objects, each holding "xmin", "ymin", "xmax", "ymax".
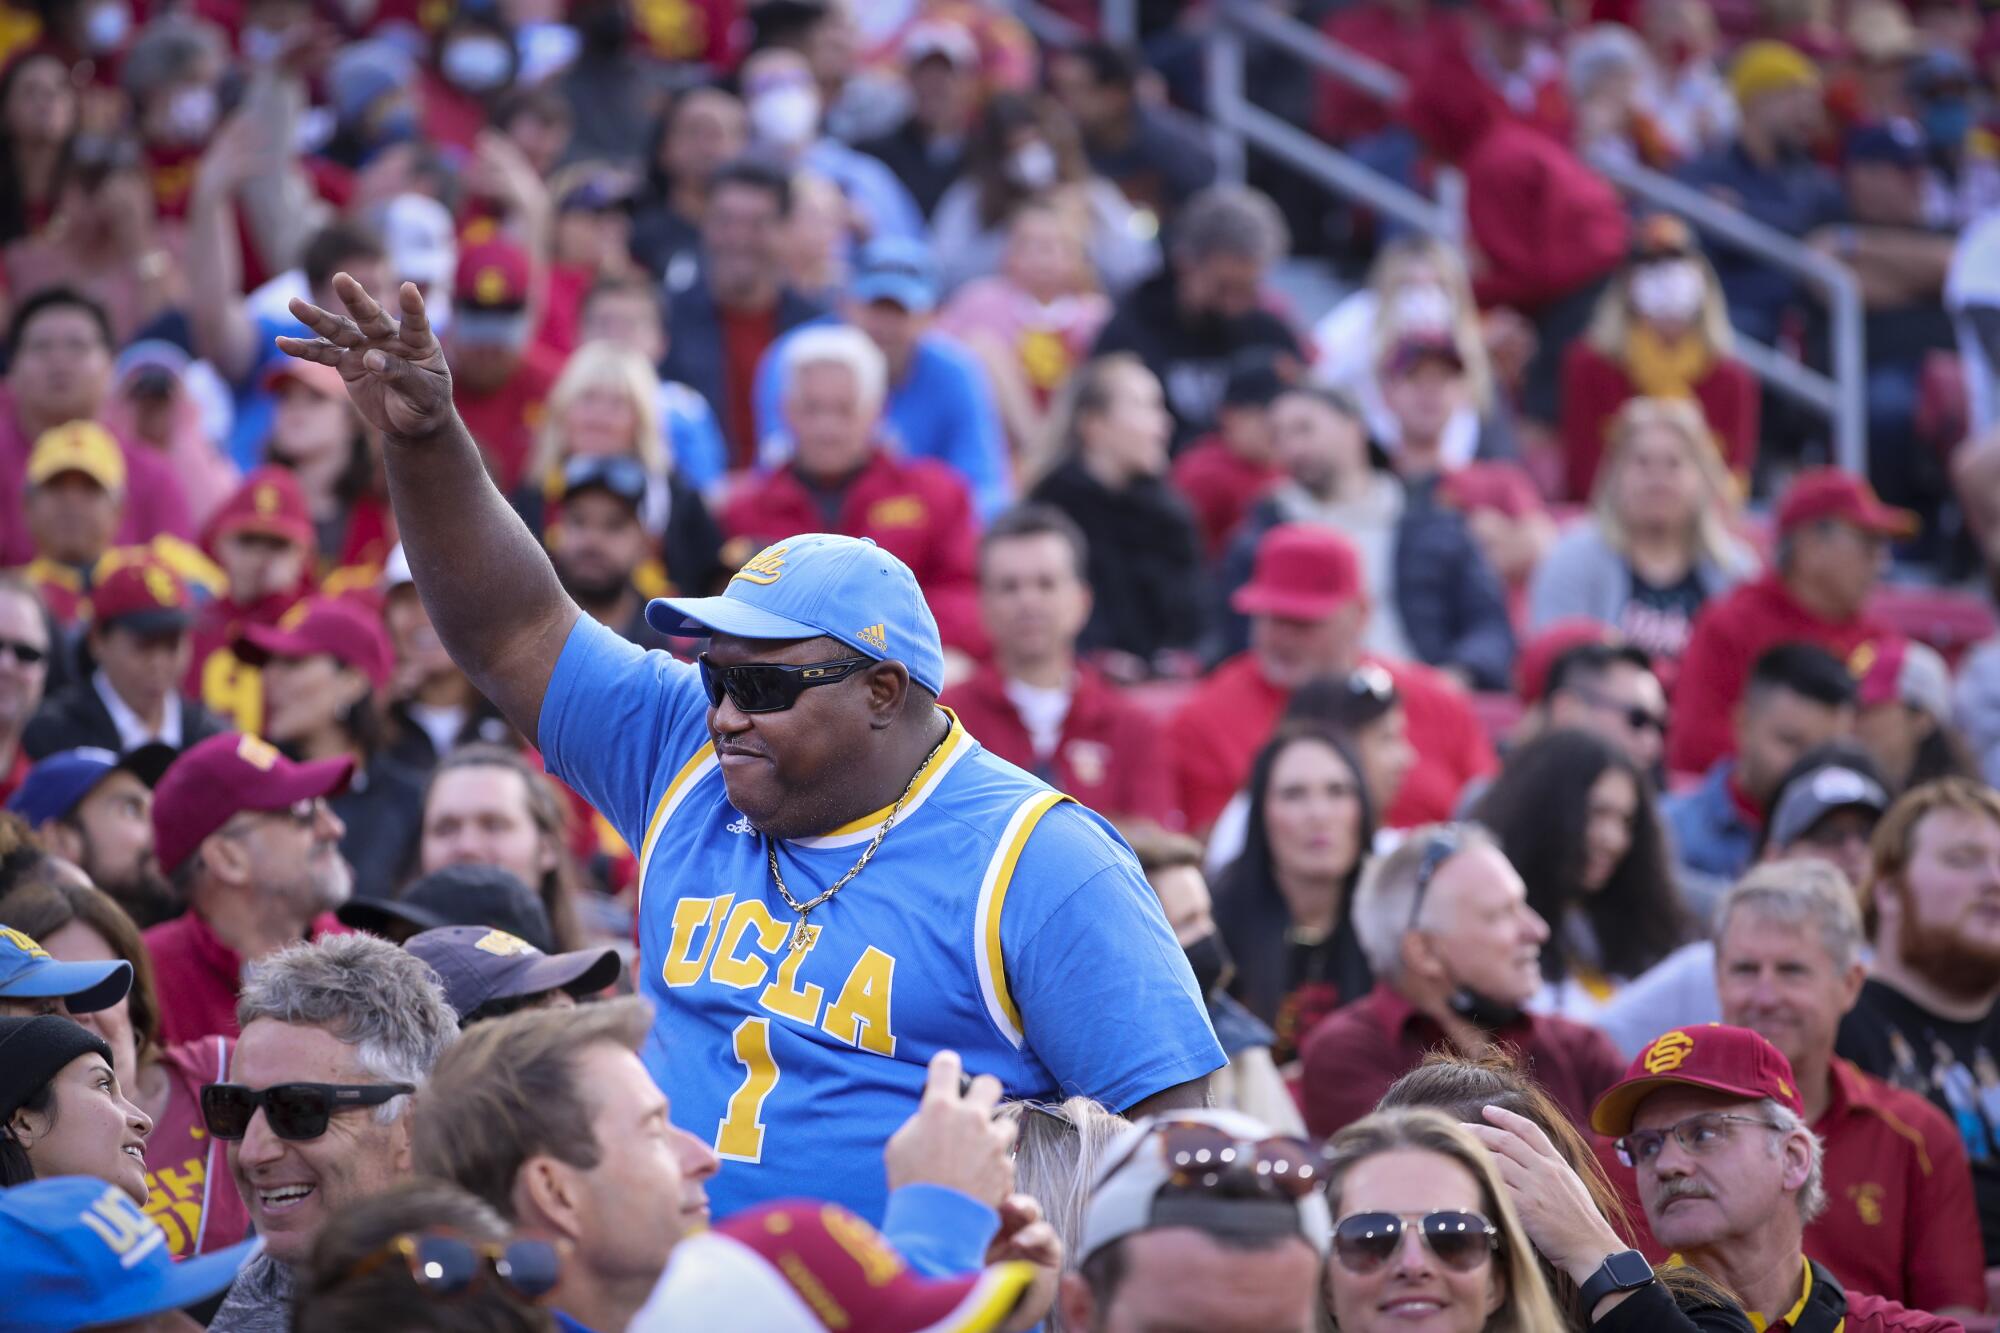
[
  {"xmin": 235, "ymin": 596, "xmax": 393, "ymax": 690},
  {"xmin": 151, "ymin": 732, "xmax": 354, "ymax": 874},
  {"xmin": 1515, "ymin": 618, "xmax": 1624, "ymax": 705},
  {"xmin": 632, "ymin": 1200, "xmax": 1033, "ymax": 1333},
  {"xmin": 1230, "ymin": 524, "xmax": 1364, "ymax": 622},
  {"xmin": 89, "ymin": 557, "xmax": 193, "ymax": 633},
  {"xmin": 454, "ymin": 237, "xmax": 530, "ymax": 309},
  {"xmin": 1775, "ymin": 467, "xmax": 1918, "ymax": 539},
  {"xmin": 1590, "ymin": 1024, "xmax": 1806, "ymax": 1136},
  {"xmin": 204, "ymin": 465, "xmax": 314, "ymax": 552}
]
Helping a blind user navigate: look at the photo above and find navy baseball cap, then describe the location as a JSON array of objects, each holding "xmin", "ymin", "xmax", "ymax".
[
  {"xmin": 406, "ymin": 925, "xmax": 621, "ymax": 1021},
  {"xmin": 850, "ymin": 236, "xmax": 940, "ymax": 313},
  {"xmin": 0, "ymin": 925, "xmax": 130, "ymax": 1015},
  {"xmin": 338, "ymin": 864, "xmax": 557, "ymax": 954},
  {"xmin": 4, "ymin": 745, "xmax": 168, "ymax": 827},
  {"xmin": 0, "ymin": 1175, "xmax": 260, "ymax": 1333},
  {"xmin": 648, "ymin": 533, "xmax": 947, "ymax": 695}
]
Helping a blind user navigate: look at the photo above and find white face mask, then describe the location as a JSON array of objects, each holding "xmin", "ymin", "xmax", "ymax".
[
  {"xmin": 442, "ymin": 36, "xmax": 512, "ymax": 92},
  {"xmin": 84, "ymin": 2, "xmax": 130, "ymax": 53},
  {"xmin": 162, "ymin": 85, "xmax": 218, "ymax": 144},
  {"xmin": 750, "ymin": 85, "xmax": 821, "ymax": 147},
  {"xmin": 1008, "ymin": 140, "xmax": 1058, "ymax": 191},
  {"xmin": 1390, "ymin": 282, "xmax": 1454, "ymax": 334},
  {"xmin": 1629, "ymin": 260, "xmax": 1706, "ymax": 324}
]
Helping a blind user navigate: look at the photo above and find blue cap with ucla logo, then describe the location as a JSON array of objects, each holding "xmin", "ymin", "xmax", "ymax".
[
  {"xmin": 647, "ymin": 533, "xmax": 946, "ymax": 695},
  {"xmin": 0, "ymin": 924, "xmax": 130, "ymax": 1015},
  {"xmin": 0, "ymin": 1175, "xmax": 261, "ymax": 1333}
]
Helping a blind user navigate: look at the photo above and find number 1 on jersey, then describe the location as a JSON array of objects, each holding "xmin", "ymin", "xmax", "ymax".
[{"xmin": 717, "ymin": 1016, "xmax": 778, "ymax": 1162}]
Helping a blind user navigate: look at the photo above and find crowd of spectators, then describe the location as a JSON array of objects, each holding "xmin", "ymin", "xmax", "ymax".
[{"xmin": 6, "ymin": 0, "xmax": 2000, "ymax": 1329}]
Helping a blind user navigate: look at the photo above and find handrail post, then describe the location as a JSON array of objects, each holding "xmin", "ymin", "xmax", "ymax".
[
  {"xmin": 1828, "ymin": 269, "xmax": 1867, "ymax": 477},
  {"xmin": 1206, "ymin": 20, "xmax": 1248, "ymax": 185}
]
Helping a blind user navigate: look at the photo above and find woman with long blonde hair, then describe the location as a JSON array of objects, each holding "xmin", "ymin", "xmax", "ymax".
[
  {"xmin": 1528, "ymin": 397, "xmax": 1755, "ymax": 678},
  {"xmin": 1559, "ymin": 214, "xmax": 1758, "ymax": 502},
  {"xmin": 1321, "ymin": 1108, "xmax": 1566, "ymax": 1332},
  {"xmin": 514, "ymin": 339, "xmax": 723, "ymax": 599}
]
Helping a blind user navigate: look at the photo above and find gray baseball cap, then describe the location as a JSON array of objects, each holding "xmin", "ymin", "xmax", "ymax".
[{"xmin": 1768, "ymin": 763, "xmax": 1890, "ymax": 849}]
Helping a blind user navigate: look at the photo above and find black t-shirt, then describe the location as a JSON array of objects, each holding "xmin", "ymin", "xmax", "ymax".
[
  {"xmin": 1836, "ymin": 977, "xmax": 2000, "ymax": 1262},
  {"xmin": 1618, "ymin": 563, "xmax": 1707, "ymax": 663}
]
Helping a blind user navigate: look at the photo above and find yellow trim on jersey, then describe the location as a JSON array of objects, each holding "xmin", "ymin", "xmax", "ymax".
[
  {"xmin": 974, "ymin": 790, "xmax": 1069, "ymax": 1049},
  {"xmin": 791, "ymin": 713, "xmax": 973, "ymax": 849},
  {"xmin": 636, "ymin": 742, "xmax": 719, "ymax": 909}
]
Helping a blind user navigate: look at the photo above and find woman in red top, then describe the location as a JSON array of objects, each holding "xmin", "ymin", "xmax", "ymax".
[
  {"xmin": 0, "ymin": 873, "xmax": 249, "ymax": 1259},
  {"xmin": 1559, "ymin": 214, "xmax": 1759, "ymax": 501}
]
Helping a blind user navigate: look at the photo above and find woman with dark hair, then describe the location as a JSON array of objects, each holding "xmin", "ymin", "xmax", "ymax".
[
  {"xmin": 0, "ymin": 874, "xmax": 251, "ymax": 1257},
  {"xmin": 0, "ymin": 51, "xmax": 76, "ymax": 247},
  {"xmin": 235, "ymin": 596, "xmax": 427, "ymax": 897},
  {"xmin": 1473, "ymin": 728, "xmax": 1686, "ymax": 1018},
  {"xmin": 1380, "ymin": 1053, "xmax": 1753, "ymax": 1332},
  {"xmin": 629, "ymin": 86, "xmax": 746, "ymax": 289},
  {"xmin": 929, "ymin": 91, "xmax": 1155, "ymax": 294},
  {"xmin": 1211, "ymin": 722, "xmax": 1376, "ymax": 1064},
  {"xmin": 0, "ymin": 1015, "xmax": 150, "ymax": 1200},
  {"xmin": 263, "ymin": 359, "xmax": 395, "ymax": 577}
]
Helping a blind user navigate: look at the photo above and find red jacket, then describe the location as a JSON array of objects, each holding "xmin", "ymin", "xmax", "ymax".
[
  {"xmin": 722, "ymin": 451, "xmax": 984, "ymax": 654},
  {"xmin": 1409, "ymin": 47, "xmax": 1627, "ymax": 312},
  {"xmin": 143, "ymin": 909, "xmax": 348, "ymax": 1046},
  {"xmin": 1314, "ymin": 5, "xmax": 1456, "ymax": 143},
  {"xmin": 454, "ymin": 342, "xmax": 562, "ymax": 493},
  {"xmin": 1667, "ymin": 573, "xmax": 1890, "ymax": 775},
  {"xmin": 1169, "ymin": 651, "xmax": 1496, "ymax": 835},
  {"xmin": 1805, "ymin": 1059, "xmax": 1987, "ymax": 1313},
  {"xmin": 1559, "ymin": 340, "xmax": 1761, "ymax": 501},
  {"xmin": 1169, "ymin": 437, "xmax": 1282, "ymax": 560},
  {"xmin": 942, "ymin": 663, "xmax": 1174, "ymax": 825}
]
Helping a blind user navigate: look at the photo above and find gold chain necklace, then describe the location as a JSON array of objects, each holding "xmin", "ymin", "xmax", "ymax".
[{"xmin": 766, "ymin": 728, "xmax": 950, "ymax": 952}]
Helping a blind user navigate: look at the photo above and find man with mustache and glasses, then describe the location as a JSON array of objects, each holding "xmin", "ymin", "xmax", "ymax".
[
  {"xmin": 1838, "ymin": 779, "xmax": 2000, "ymax": 1304},
  {"xmin": 1593, "ymin": 1024, "xmax": 1965, "ymax": 1333},
  {"xmin": 1714, "ymin": 861, "xmax": 1983, "ymax": 1315}
]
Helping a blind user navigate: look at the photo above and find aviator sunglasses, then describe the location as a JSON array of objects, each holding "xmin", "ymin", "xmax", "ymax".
[
  {"xmin": 699, "ymin": 653, "xmax": 874, "ymax": 713},
  {"xmin": 1332, "ymin": 1210, "xmax": 1501, "ymax": 1274},
  {"xmin": 335, "ymin": 1231, "xmax": 561, "ymax": 1302}
]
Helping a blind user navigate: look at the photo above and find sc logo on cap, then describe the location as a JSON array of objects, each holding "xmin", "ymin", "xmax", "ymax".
[{"xmin": 1643, "ymin": 1030, "xmax": 1697, "ymax": 1075}]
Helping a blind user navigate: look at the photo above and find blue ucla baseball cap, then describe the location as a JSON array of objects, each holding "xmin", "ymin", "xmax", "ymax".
[
  {"xmin": 0, "ymin": 1175, "xmax": 260, "ymax": 1333},
  {"xmin": 647, "ymin": 533, "xmax": 946, "ymax": 695},
  {"xmin": 0, "ymin": 924, "xmax": 130, "ymax": 1014},
  {"xmin": 4, "ymin": 745, "xmax": 171, "ymax": 828}
]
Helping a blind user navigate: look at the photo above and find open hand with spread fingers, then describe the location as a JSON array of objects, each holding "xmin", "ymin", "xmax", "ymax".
[{"xmin": 275, "ymin": 272, "xmax": 454, "ymax": 441}]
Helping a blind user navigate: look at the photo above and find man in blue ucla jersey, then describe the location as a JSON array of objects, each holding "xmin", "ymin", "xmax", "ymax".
[{"xmin": 276, "ymin": 275, "xmax": 1223, "ymax": 1223}]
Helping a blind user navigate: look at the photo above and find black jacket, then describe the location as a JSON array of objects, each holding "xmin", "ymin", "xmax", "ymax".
[
  {"xmin": 857, "ymin": 118, "xmax": 967, "ymax": 220},
  {"xmin": 331, "ymin": 754, "xmax": 427, "ymax": 900},
  {"xmin": 22, "ymin": 682, "xmax": 227, "ymax": 762},
  {"xmin": 1091, "ymin": 269, "xmax": 1304, "ymax": 446},
  {"xmin": 662, "ymin": 280, "xmax": 825, "ymax": 458},
  {"xmin": 1028, "ymin": 457, "xmax": 1207, "ymax": 664}
]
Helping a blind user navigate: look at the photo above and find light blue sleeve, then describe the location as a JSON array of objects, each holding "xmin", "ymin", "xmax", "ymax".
[
  {"xmin": 880, "ymin": 1184, "xmax": 998, "ymax": 1277},
  {"xmin": 1001, "ymin": 807, "xmax": 1224, "ymax": 1111},
  {"xmin": 662, "ymin": 384, "xmax": 728, "ymax": 493},
  {"xmin": 536, "ymin": 616, "xmax": 709, "ymax": 847},
  {"xmin": 938, "ymin": 342, "xmax": 1012, "ymax": 521},
  {"xmin": 845, "ymin": 153, "xmax": 925, "ymax": 242}
]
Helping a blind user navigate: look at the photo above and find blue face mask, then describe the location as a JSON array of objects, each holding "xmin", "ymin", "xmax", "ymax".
[{"xmin": 1921, "ymin": 99, "xmax": 1972, "ymax": 150}]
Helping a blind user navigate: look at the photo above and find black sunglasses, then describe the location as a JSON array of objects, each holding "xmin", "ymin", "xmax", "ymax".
[
  {"xmin": 201, "ymin": 1082, "xmax": 415, "ymax": 1141},
  {"xmin": 1406, "ymin": 830, "xmax": 1462, "ymax": 932},
  {"xmin": 698, "ymin": 653, "xmax": 874, "ymax": 714},
  {"xmin": 336, "ymin": 1231, "xmax": 561, "ymax": 1302},
  {"xmin": 1332, "ymin": 1211, "xmax": 1500, "ymax": 1275},
  {"xmin": 0, "ymin": 637, "xmax": 46, "ymax": 666},
  {"xmin": 1568, "ymin": 685, "xmax": 1665, "ymax": 735}
]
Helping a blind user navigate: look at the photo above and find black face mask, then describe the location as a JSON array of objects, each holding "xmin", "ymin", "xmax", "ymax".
[
  {"xmin": 1184, "ymin": 932, "xmax": 1235, "ymax": 998},
  {"xmin": 1447, "ymin": 986, "xmax": 1525, "ymax": 1031}
]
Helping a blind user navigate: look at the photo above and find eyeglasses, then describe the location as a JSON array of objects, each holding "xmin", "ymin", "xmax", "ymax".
[
  {"xmin": 337, "ymin": 1231, "xmax": 561, "ymax": 1302},
  {"xmin": 0, "ymin": 638, "xmax": 46, "ymax": 666},
  {"xmin": 221, "ymin": 798, "xmax": 325, "ymax": 838},
  {"xmin": 699, "ymin": 654, "xmax": 874, "ymax": 714},
  {"xmin": 1107, "ymin": 1119, "xmax": 1329, "ymax": 1202},
  {"xmin": 1332, "ymin": 1211, "xmax": 1500, "ymax": 1275},
  {"xmin": 1567, "ymin": 685, "xmax": 1665, "ymax": 735},
  {"xmin": 200, "ymin": 1082, "xmax": 416, "ymax": 1141},
  {"xmin": 1406, "ymin": 830, "xmax": 1462, "ymax": 932},
  {"xmin": 1614, "ymin": 1111, "xmax": 1779, "ymax": 1168}
]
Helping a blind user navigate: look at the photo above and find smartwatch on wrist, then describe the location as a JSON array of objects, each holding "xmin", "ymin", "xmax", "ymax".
[{"xmin": 1579, "ymin": 1249, "xmax": 1654, "ymax": 1312}]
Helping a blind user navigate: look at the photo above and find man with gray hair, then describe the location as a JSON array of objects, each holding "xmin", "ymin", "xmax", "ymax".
[
  {"xmin": 1299, "ymin": 823, "xmax": 1622, "ymax": 1138},
  {"xmin": 1093, "ymin": 183, "xmax": 1304, "ymax": 446},
  {"xmin": 1713, "ymin": 860, "xmax": 1984, "ymax": 1313},
  {"xmin": 1591, "ymin": 1024, "xmax": 1966, "ymax": 1333},
  {"xmin": 721, "ymin": 321, "xmax": 983, "ymax": 651},
  {"xmin": 201, "ymin": 933, "xmax": 459, "ymax": 1333}
]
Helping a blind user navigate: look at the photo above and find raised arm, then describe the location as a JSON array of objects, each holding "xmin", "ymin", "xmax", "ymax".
[{"xmin": 277, "ymin": 275, "xmax": 580, "ymax": 737}]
